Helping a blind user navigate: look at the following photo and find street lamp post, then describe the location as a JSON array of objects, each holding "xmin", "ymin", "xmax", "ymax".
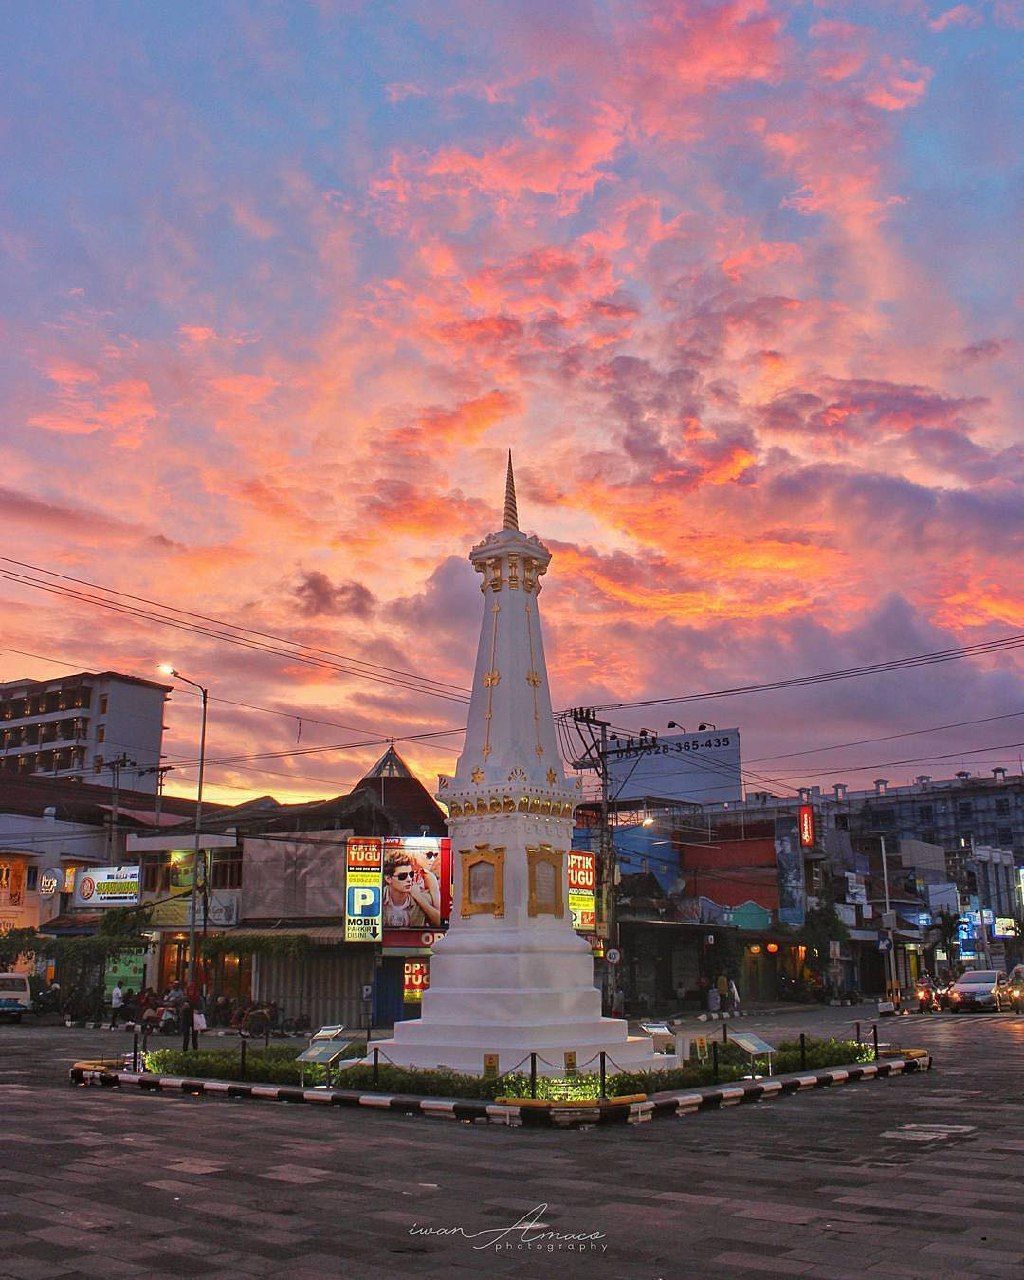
[{"xmin": 159, "ymin": 666, "xmax": 208, "ymax": 993}]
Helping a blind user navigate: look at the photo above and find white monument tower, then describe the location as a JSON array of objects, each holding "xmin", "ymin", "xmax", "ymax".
[{"xmin": 376, "ymin": 456, "xmax": 664, "ymax": 1076}]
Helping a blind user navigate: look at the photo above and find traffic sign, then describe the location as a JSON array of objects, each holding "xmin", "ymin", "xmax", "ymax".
[
  {"xmin": 606, "ymin": 947, "xmax": 621, "ymax": 965},
  {"xmin": 878, "ymin": 937, "xmax": 892, "ymax": 953}
]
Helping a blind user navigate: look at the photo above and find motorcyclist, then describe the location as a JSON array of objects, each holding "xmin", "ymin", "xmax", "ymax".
[{"xmin": 915, "ymin": 971, "xmax": 939, "ymax": 1013}]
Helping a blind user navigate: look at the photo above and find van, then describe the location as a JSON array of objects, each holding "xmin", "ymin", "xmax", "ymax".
[{"xmin": 0, "ymin": 973, "xmax": 32, "ymax": 1023}]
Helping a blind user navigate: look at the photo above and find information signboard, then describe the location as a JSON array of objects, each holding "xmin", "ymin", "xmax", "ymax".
[{"xmin": 607, "ymin": 729, "xmax": 741, "ymax": 804}]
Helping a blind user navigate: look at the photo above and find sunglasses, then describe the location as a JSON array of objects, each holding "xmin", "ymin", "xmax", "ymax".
[{"xmin": 391, "ymin": 870, "xmax": 414, "ymax": 881}]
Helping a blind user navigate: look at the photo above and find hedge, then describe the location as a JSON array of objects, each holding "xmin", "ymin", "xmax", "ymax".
[{"xmin": 141, "ymin": 1036, "xmax": 874, "ymax": 1099}]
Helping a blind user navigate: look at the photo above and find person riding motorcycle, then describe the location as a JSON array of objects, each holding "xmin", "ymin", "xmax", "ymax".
[{"xmin": 915, "ymin": 972, "xmax": 940, "ymax": 1013}]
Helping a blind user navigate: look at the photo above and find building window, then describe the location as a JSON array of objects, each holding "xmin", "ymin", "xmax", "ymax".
[
  {"xmin": 96, "ymin": 725, "xmax": 105, "ymax": 743},
  {"xmin": 210, "ymin": 849, "xmax": 242, "ymax": 890},
  {"xmin": 141, "ymin": 852, "xmax": 173, "ymax": 893},
  {"xmin": 26, "ymin": 866, "xmax": 38, "ymax": 892},
  {"xmin": 995, "ymin": 799, "xmax": 1010, "ymax": 816},
  {"xmin": 93, "ymin": 755, "xmax": 104, "ymax": 773},
  {"xmin": 998, "ymin": 828, "xmax": 1013, "ymax": 846},
  {"xmin": 958, "ymin": 802, "xmax": 973, "ymax": 820},
  {"xmin": 918, "ymin": 806, "xmax": 933, "ymax": 822},
  {"xmin": 99, "ymin": 694, "xmax": 108, "ymax": 715}
]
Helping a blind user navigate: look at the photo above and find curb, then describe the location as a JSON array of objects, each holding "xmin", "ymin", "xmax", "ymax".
[{"xmin": 68, "ymin": 1054, "xmax": 932, "ymax": 1129}]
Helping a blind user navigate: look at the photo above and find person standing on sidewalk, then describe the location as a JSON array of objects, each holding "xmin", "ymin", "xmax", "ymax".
[
  {"xmin": 110, "ymin": 981, "xmax": 124, "ymax": 1028},
  {"xmin": 180, "ymin": 1000, "xmax": 198, "ymax": 1052}
]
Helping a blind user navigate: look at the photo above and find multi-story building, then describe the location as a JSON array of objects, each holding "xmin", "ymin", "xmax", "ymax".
[{"xmin": 0, "ymin": 671, "xmax": 169, "ymax": 793}]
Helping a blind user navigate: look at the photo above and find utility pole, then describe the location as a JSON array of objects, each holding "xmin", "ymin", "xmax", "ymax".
[
  {"xmin": 107, "ymin": 752, "xmax": 136, "ymax": 859},
  {"xmin": 963, "ymin": 835, "xmax": 992, "ymax": 968},
  {"xmin": 879, "ymin": 836, "xmax": 900, "ymax": 1008}
]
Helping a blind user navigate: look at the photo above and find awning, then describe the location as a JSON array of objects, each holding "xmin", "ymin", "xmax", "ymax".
[
  {"xmin": 37, "ymin": 912, "xmax": 104, "ymax": 936},
  {"xmin": 223, "ymin": 926, "xmax": 347, "ymax": 946}
]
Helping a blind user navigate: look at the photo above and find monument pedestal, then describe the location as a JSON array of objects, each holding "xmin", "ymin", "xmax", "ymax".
[{"xmin": 375, "ymin": 922, "xmax": 672, "ymax": 1076}]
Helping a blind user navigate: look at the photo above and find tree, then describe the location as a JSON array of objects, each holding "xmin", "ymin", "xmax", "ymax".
[
  {"xmin": 40, "ymin": 905, "xmax": 154, "ymax": 1022},
  {"xmin": 934, "ymin": 908, "xmax": 961, "ymax": 974},
  {"xmin": 0, "ymin": 928, "xmax": 42, "ymax": 971},
  {"xmin": 799, "ymin": 904, "xmax": 849, "ymax": 983}
]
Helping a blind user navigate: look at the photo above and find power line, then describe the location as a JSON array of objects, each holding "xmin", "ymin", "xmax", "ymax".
[
  {"xmin": 0, "ymin": 558, "xmax": 471, "ymax": 704},
  {"xmin": 583, "ymin": 631, "xmax": 1024, "ymax": 714}
]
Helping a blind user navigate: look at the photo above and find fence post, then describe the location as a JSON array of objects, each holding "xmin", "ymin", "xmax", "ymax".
[
  {"xmin": 712, "ymin": 1040, "xmax": 720, "ymax": 1084},
  {"xmin": 530, "ymin": 1052, "xmax": 537, "ymax": 1099},
  {"xmin": 854, "ymin": 1020, "xmax": 861, "ymax": 1044},
  {"xmin": 799, "ymin": 1032, "xmax": 806, "ymax": 1070},
  {"xmin": 240, "ymin": 1036, "xmax": 248, "ymax": 1080},
  {"xmin": 372, "ymin": 1047, "xmax": 379, "ymax": 1087},
  {"xmin": 599, "ymin": 1051, "xmax": 607, "ymax": 1100},
  {"xmin": 132, "ymin": 1030, "xmax": 139, "ymax": 1073},
  {"xmin": 872, "ymin": 1023, "xmax": 879, "ymax": 1062},
  {"xmin": 722, "ymin": 1023, "xmax": 728, "ymax": 1044}
]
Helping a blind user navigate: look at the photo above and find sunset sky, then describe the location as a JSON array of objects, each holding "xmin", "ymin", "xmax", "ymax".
[{"xmin": 2, "ymin": 2, "xmax": 1022, "ymax": 807}]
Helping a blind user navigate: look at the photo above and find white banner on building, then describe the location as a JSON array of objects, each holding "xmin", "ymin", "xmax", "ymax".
[{"xmin": 72, "ymin": 865, "xmax": 141, "ymax": 908}]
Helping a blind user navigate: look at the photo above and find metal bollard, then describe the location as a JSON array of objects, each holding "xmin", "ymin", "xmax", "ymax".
[
  {"xmin": 799, "ymin": 1032, "xmax": 806, "ymax": 1070},
  {"xmin": 240, "ymin": 1036, "xmax": 248, "ymax": 1080},
  {"xmin": 530, "ymin": 1052, "xmax": 538, "ymax": 1099},
  {"xmin": 372, "ymin": 1047, "xmax": 379, "ymax": 1087},
  {"xmin": 722, "ymin": 1023, "xmax": 728, "ymax": 1044},
  {"xmin": 872, "ymin": 1023, "xmax": 879, "ymax": 1062},
  {"xmin": 712, "ymin": 1040, "xmax": 720, "ymax": 1083},
  {"xmin": 599, "ymin": 1051, "xmax": 607, "ymax": 1100},
  {"xmin": 855, "ymin": 1021, "xmax": 861, "ymax": 1044}
]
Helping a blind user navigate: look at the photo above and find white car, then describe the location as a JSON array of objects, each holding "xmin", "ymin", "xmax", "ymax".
[{"xmin": 947, "ymin": 970, "xmax": 1010, "ymax": 1012}]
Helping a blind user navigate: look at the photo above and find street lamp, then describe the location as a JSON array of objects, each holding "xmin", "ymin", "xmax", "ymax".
[{"xmin": 158, "ymin": 664, "xmax": 208, "ymax": 993}]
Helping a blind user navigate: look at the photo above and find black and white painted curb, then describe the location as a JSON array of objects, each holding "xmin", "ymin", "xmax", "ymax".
[{"xmin": 69, "ymin": 1054, "xmax": 931, "ymax": 1128}]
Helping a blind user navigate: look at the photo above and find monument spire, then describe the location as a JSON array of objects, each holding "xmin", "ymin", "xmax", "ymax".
[
  {"xmin": 373, "ymin": 459, "xmax": 663, "ymax": 1076},
  {"xmin": 502, "ymin": 450, "xmax": 519, "ymax": 531}
]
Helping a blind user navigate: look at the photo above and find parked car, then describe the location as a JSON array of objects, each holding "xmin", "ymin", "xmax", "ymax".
[
  {"xmin": 0, "ymin": 973, "xmax": 32, "ymax": 1023},
  {"xmin": 947, "ymin": 970, "xmax": 1010, "ymax": 1012}
]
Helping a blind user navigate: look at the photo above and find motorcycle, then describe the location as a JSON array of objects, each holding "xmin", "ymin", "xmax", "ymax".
[
  {"xmin": 1010, "ymin": 982, "xmax": 1024, "ymax": 1014},
  {"xmin": 915, "ymin": 980, "xmax": 940, "ymax": 1013}
]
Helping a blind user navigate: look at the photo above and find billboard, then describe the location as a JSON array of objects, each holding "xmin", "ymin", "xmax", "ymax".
[
  {"xmin": 798, "ymin": 805, "xmax": 815, "ymax": 848},
  {"xmin": 774, "ymin": 816, "xmax": 806, "ymax": 927},
  {"xmin": 345, "ymin": 836, "xmax": 453, "ymax": 941},
  {"xmin": 345, "ymin": 837, "xmax": 383, "ymax": 942},
  {"xmin": 568, "ymin": 849, "xmax": 596, "ymax": 931},
  {"xmin": 72, "ymin": 865, "xmax": 140, "ymax": 908},
  {"xmin": 607, "ymin": 729, "xmax": 741, "ymax": 804}
]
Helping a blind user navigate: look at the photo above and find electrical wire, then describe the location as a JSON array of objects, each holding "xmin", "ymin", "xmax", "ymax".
[{"xmin": 0, "ymin": 558, "xmax": 471, "ymax": 704}]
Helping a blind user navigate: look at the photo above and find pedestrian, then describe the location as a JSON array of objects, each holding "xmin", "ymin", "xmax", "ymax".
[
  {"xmin": 180, "ymin": 1000, "xmax": 198, "ymax": 1052},
  {"xmin": 715, "ymin": 972, "xmax": 729, "ymax": 1006},
  {"xmin": 110, "ymin": 980, "xmax": 124, "ymax": 1028},
  {"xmin": 611, "ymin": 985, "xmax": 626, "ymax": 1018},
  {"xmin": 728, "ymin": 976, "xmax": 741, "ymax": 1014}
]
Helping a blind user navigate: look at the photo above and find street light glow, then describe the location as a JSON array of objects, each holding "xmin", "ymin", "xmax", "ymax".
[{"xmin": 157, "ymin": 663, "xmax": 176, "ymax": 676}]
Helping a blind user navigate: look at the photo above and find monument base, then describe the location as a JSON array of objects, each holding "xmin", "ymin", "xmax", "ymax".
[{"xmin": 370, "ymin": 1026, "xmax": 676, "ymax": 1077}]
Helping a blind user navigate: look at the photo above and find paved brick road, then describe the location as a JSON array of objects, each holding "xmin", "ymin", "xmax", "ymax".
[{"xmin": 1, "ymin": 1007, "xmax": 1022, "ymax": 1280}]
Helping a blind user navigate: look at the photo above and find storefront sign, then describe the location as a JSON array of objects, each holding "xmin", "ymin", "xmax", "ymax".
[
  {"xmin": 798, "ymin": 805, "xmax": 815, "ymax": 848},
  {"xmin": 345, "ymin": 837, "xmax": 383, "ymax": 942},
  {"xmin": 38, "ymin": 868, "xmax": 62, "ymax": 898},
  {"xmin": 403, "ymin": 959, "xmax": 429, "ymax": 1003},
  {"xmin": 568, "ymin": 849, "xmax": 596, "ymax": 932},
  {"xmin": 72, "ymin": 865, "xmax": 140, "ymax": 908},
  {"xmin": 994, "ymin": 916, "xmax": 1016, "ymax": 938}
]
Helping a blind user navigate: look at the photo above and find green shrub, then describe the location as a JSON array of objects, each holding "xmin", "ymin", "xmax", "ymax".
[
  {"xmin": 140, "ymin": 1036, "xmax": 873, "ymax": 1098},
  {"xmin": 144, "ymin": 1040, "xmax": 366, "ymax": 1085}
]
